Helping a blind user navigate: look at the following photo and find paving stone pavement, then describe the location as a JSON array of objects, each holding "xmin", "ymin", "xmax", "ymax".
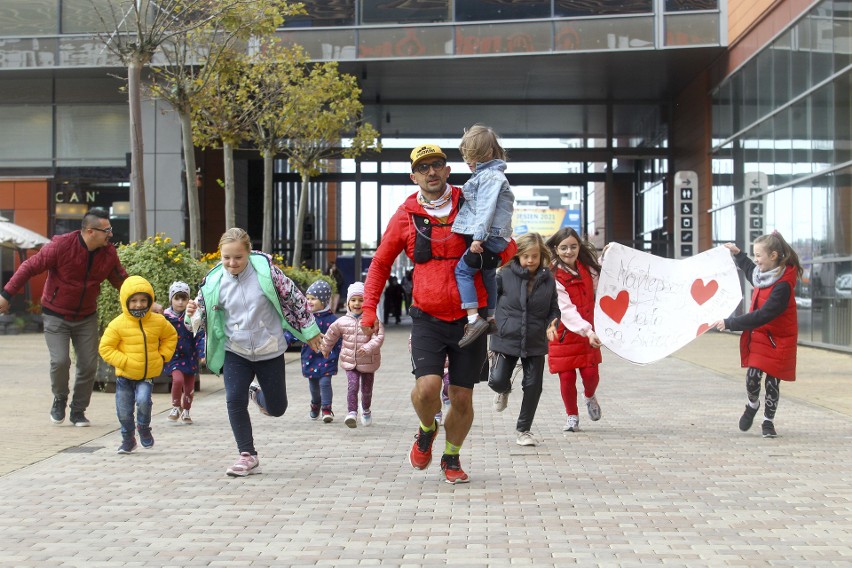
[{"xmin": 0, "ymin": 323, "xmax": 850, "ymax": 566}]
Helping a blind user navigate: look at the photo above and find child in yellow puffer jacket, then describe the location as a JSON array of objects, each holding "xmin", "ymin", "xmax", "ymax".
[{"xmin": 99, "ymin": 275, "xmax": 177, "ymax": 454}]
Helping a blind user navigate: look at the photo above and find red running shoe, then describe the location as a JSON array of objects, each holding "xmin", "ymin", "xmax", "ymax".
[
  {"xmin": 408, "ymin": 423, "xmax": 439, "ymax": 470},
  {"xmin": 440, "ymin": 454, "xmax": 470, "ymax": 484}
]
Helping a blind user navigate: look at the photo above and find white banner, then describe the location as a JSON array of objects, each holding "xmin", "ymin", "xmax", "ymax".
[{"xmin": 594, "ymin": 243, "xmax": 742, "ymax": 364}]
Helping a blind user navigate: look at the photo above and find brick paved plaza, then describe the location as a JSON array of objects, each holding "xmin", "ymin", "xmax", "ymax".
[{"xmin": 0, "ymin": 325, "xmax": 850, "ymax": 566}]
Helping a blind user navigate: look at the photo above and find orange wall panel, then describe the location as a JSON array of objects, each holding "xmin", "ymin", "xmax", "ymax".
[
  {"xmin": 0, "ymin": 183, "xmax": 14, "ymax": 209},
  {"xmin": 13, "ymin": 181, "xmax": 48, "ymax": 210}
]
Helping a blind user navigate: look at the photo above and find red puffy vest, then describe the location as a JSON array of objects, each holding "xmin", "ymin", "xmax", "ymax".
[
  {"xmin": 739, "ymin": 265, "xmax": 798, "ymax": 381},
  {"xmin": 548, "ymin": 262, "xmax": 602, "ymax": 373}
]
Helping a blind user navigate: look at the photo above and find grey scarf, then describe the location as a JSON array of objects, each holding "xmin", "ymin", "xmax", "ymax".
[{"xmin": 752, "ymin": 265, "xmax": 784, "ymax": 289}]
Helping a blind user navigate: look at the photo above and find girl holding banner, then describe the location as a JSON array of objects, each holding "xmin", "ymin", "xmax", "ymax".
[{"xmin": 546, "ymin": 228, "xmax": 604, "ymax": 433}]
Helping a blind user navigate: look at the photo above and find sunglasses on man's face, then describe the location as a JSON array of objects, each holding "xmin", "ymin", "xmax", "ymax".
[
  {"xmin": 91, "ymin": 226, "xmax": 113, "ymax": 234},
  {"xmin": 413, "ymin": 160, "xmax": 447, "ymax": 175}
]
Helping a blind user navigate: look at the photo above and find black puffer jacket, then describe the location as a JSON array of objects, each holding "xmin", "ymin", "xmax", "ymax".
[{"xmin": 489, "ymin": 260, "xmax": 559, "ymax": 358}]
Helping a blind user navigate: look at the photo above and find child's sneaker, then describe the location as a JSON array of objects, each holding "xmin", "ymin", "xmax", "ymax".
[
  {"xmin": 586, "ymin": 395, "xmax": 602, "ymax": 421},
  {"xmin": 516, "ymin": 431, "xmax": 538, "ymax": 446},
  {"xmin": 564, "ymin": 415, "xmax": 579, "ymax": 432},
  {"xmin": 440, "ymin": 454, "xmax": 470, "ymax": 484},
  {"xmin": 458, "ymin": 317, "xmax": 489, "ymax": 348},
  {"xmin": 345, "ymin": 411, "xmax": 358, "ymax": 428},
  {"xmin": 493, "ymin": 391, "xmax": 509, "ymax": 412},
  {"xmin": 180, "ymin": 409, "xmax": 193, "ymax": 424},
  {"xmin": 322, "ymin": 407, "xmax": 334, "ymax": 423},
  {"xmin": 116, "ymin": 437, "xmax": 137, "ymax": 454},
  {"xmin": 167, "ymin": 407, "xmax": 181, "ymax": 421},
  {"xmin": 137, "ymin": 426, "xmax": 154, "ymax": 448},
  {"xmin": 309, "ymin": 404, "xmax": 320, "ymax": 420},
  {"xmin": 762, "ymin": 420, "xmax": 778, "ymax": 438},
  {"xmin": 226, "ymin": 452, "xmax": 261, "ymax": 477},
  {"xmin": 739, "ymin": 403, "xmax": 759, "ymax": 431},
  {"xmin": 361, "ymin": 411, "xmax": 372, "ymax": 427},
  {"xmin": 248, "ymin": 384, "xmax": 270, "ymax": 416}
]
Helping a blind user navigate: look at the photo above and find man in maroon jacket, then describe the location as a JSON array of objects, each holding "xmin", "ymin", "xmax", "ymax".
[
  {"xmin": 0, "ymin": 209, "xmax": 128, "ymax": 427},
  {"xmin": 360, "ymin": 144, "xmax": 515, "ymax": 485}
]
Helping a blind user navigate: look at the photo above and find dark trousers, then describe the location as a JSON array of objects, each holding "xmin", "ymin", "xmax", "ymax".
[
  {"xmin": 746, "ymin": 367, "xmax": 780, "ymax": 420},
  {"xmin": 223, "ymin": 351, "xmax": 288, "ymax": 455},
  {"xmin": 488, "ymin": 352, "xmax": 545, "ymax": 433}
]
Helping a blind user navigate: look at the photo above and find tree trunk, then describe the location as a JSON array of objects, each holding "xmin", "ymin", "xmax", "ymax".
[
  {"xmin": 127, "ymin": 58, "xmax": 147, "ymax": 241},
  {"xmin": 262, "ymin": 152, "xmax": 273, "ymax": 253},
  {"xmin": 292, "ymin": 171, "xmax": 310, "ymax": 266},
  {"xmin": 223, "ymin": 142, "xmax": 236, "ymax": 229},
  {"xmin": 179, "ymin": 110, "xmax": 201, "ymax": 256}
]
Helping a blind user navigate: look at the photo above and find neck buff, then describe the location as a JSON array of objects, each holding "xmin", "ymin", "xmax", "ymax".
[
  {"xmin": 417, "ymin": 184, "xmax": 452, "ymax": 211},
  {"xmin": 129, "ymin": 307, "xmax": 149, "ymax": 318}
]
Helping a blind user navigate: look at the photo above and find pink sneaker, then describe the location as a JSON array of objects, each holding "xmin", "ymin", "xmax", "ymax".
[{"xmin": 226, "ymin": 452, "xmax": 261, "ymax": 477}]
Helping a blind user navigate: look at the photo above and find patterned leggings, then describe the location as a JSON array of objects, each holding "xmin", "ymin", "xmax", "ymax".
[
  {"xmin": 746, "ymin": 367, "xmax": 780, "ymax": 420},
  {"xmin": 346, "ymin": 370, "xmax": 375, "ymax": 414}
]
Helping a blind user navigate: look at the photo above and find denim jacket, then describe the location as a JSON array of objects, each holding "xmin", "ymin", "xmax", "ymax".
[{"xmin": 451, "ymin": 159, "xmax": 514, "ymax": 241}]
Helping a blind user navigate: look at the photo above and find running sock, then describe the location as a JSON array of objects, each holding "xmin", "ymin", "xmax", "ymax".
[
  {"xmin": 420, "ymin": 420, "xmax": 437, "ymax": 433},
  {"xmin": 444, "ymin": 441, "xmax": 461, "ymax": 455}
]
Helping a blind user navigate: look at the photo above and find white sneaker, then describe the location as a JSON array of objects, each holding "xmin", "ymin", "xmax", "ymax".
[
  {"xmin": 361, "ymin": 412, "xmax": 372, "ymax": 427},
  {"xmin": 344, "ymin": 411, "xmax": 358, "ymax": 428},
  {"xmin": 180, "ymin": 409, "xmax": 193, "ymax": 424},
  {"xmin": 167, "ymin": 407, "xmax": 180, "ymax": 421},
  {"xmin": 516, "ymin": 431, "xmax": 537, "ymax": 446},
  {"xmin": 586, "ymin": 395, "xmax": 602, "ymax": 421},
  {"xmin": 493, "ymin": 392, "xmax": 509, "ymax": 412},
  {"xmin": 226, "ymin": 452, "xmax": 261, "ymax": 477},
  {"xmin": 564, "ymin": 415, "xmax": 579, "ymax": 432}
]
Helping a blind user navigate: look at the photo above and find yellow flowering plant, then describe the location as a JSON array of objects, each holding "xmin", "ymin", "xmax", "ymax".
[{"xmin": 97, "ymin": 234, "xmax": 208, "ymax": 330}]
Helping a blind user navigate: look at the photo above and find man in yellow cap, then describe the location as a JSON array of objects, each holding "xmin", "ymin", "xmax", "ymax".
[{"xmin": 360, "ymin": 143, "xmax": 516, "ymax": 485}]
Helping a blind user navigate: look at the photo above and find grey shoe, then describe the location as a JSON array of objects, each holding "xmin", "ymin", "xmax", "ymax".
[
  {"xmin": 516, "ymin": 431, "xmax": 537, "ymax": 446},
  {"xmin": 762, "ymin": 420, "xmax": 777, "ymax": 438},
  {"xmin": 564, "ymin": 415, "xmax": 579, "ymax": 432},
  {"xmin": 586, "ymin": 396, "xmax": 601, "ymax": 421},
  {"xmin": 69, "ymin": 411, "xmax": 90, "ymax": 427},
  {"xmin": 493, "ymin": 391, "xmax": 509, "ymax": 412},
  {"xmin": 50, "ymin": 397, "xmax": 67, "ymax": 424}
]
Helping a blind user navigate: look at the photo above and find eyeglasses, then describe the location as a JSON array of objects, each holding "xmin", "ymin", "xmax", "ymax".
[
  {"xmin": 413, "ymin": 159, "xmax": 447, "ymax": 175},
  {"xmin": 91, "ymin": 226, "xmax": 113, "ymax": 234},
  {"xmin": 556, "ymin": 245, "xmax": 573, "ymax": 253}
]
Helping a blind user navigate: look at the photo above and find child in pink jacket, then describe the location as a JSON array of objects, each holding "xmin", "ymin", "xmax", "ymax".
[{"xmin": 321, "ymin": 282, "xmax": 385, "ymax": 428}]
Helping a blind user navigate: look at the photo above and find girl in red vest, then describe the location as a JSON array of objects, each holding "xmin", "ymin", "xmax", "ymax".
[
  {"xmin": 713, "ymin": 231, "xmax": 802, "ymax": 438},
  {"xmin": 546, "ymin": 228, "xmax": 603, "ymax": 433}
]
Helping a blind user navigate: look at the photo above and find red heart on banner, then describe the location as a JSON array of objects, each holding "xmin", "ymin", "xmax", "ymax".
[
  {"xmin": 600, "ymin": 290, "xmax": 629, "ymax": 324},
  {"xmin": 691, "ymin": 279, "xmax": 718, "ymax": 305},
  {"xmin": 696, "ymin": 323, "xmax": 713, "ymax": 336}
]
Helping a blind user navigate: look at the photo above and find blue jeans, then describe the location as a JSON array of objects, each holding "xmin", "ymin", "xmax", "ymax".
[
  {"xmin": 223, "ymin": 351, "xmax": 288, "ymax": 455},
  {"xmin": 308, "ymin": 374, "xmax": 333, "ymax": 408},
  {"xmin": 115, "ymin": 377, "xmax": 153, "ymax": 439},
  {"xmin": 455, "ymin": 236, "xmax": 509, "ymax": 313}
]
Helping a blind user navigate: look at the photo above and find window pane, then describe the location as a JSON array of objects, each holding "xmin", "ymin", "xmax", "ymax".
[
  {"xmin": 0, "ymin": 0, "xmax": 57, "ymax": 36},
  {"xmin": 56, "ymin": 105, "xmax": 129, "ymax": 166},
  {"xmin": 555, "ymin": 17, "xmax": 654, "ymax": 51},
  {"xmin": 362, "ymin": 0, "xmax": 449, "ymax": 24},
  {"xmin": 276, "ymin": 29, "xmax": 357, "ymax": 60},
  {"xmin": 0, "ymin": 105, "xmax": 52, "ymax": 166},
  {"xmin": 358, "ymin": 26, "xmax": 453, "ymax": 59},
  {"xmin": 665, "ymin": 0, "xmax": 718, "ymax": 11},
  {"xmin": 665, "ymin": 13, "xmax": 719, "ymax": 45},
  {"xmin": 283, "ymin": 0, "xmax": 355, "ymax": 27},
  {"xmin": 456, "ymin": 0, "xmax": 550, "ymax": 22},
  {"xmin": 61, "ymin": 0, "xmax": 117, "ymax": 34},
  {"xmin": 555, "ymin": 0, "xmax": 652, "ymax": 17},
  {"xmin": 455, "ymin": 21, "xmax": 552, "ymax": 55},
  {"xmin": 772, "ymin": 30, "xmax": 793, "ymax": 108}
]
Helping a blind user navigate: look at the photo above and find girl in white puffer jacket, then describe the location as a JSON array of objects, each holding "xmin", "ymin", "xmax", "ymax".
[{"xmin": 321, "ymin": 282, "xmax": 385, "ymax": 428}]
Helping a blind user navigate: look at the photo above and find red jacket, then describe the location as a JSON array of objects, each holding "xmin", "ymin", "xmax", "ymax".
[
  {"xmin": 739, "ymin": 265, "xmax": 798, "ymax": 381},
  {"xmin": 362, "ymin": 186, "xmax": 516, "ymax": 326},
  {"xmin": 548, "ymin": 262, "xmax": 602, "ymax": 373},
  {"xmin": 2, "ymin": 231, "xmax": 127, "ymax": 320}
]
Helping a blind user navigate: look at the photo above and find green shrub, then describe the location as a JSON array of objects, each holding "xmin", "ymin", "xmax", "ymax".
[{"xmin": 97, "ymin": 235, "xmax": 208, "ymax": 330}]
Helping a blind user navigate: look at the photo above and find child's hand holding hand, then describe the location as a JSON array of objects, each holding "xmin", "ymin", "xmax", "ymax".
[
  {"xmin": 546, "ymin": 319, "xmax": 558, "ymax": 342},
  {"xmin": 587, "ymin": 330, "xmax": 602, "ymax": 348},
  {"xmin": 306, "ymin": 334, "xmax": 323, "ymax": 353},
  {"xmin": 186, "ymin": 300, "xmax": 197, "ymax": 317},
  {"xmin": 470, "ymin": 240, "xmax": 484, "ymax": 254}
]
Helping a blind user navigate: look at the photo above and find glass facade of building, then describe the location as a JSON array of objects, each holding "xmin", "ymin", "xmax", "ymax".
[{"xmin": 711, "ymin": 0, "xmax": 852, "ymax": 350}]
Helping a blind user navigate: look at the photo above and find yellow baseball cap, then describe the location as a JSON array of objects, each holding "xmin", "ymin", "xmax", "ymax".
[{"xmin": 410, "ymin": 144, "xmax": 447, "ymax": 169}]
